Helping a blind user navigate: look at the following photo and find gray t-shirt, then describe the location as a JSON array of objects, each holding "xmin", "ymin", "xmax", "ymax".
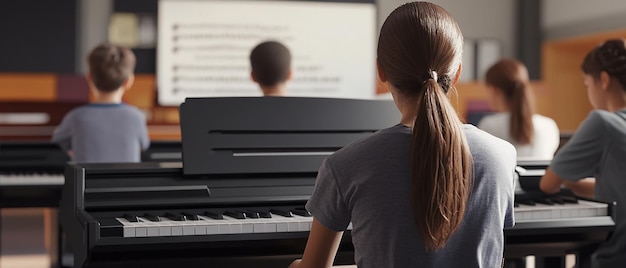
[
  {"xmin": 307, "ymin": 124, "xmax": 516, "ymax": 268},
  {"xmin": 51, "ymin": 103, "xmax": 150, "ymax": 163},
  {"xmin": 551, "ymin": 110, "xmax": 626, "ymax": 268}
]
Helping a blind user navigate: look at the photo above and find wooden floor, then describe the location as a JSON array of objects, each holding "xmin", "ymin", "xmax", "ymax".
[
  {"xmin": 0, "ymin": 208, "xmax": 575, "ymax": 268},
  {"xmin": 1, "ymin": 208, "xmax": 50, "ymax": 268}
]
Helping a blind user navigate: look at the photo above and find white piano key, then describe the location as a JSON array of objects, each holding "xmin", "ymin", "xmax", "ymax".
[
  {"xmin": 0, "ymin": 174, "xmax": 64, "ymax": 185},
  {"xmin": 197, "ymin": 216, "xmax": 222, "ymax": 235},
  {"xmin": 115, "ymin": 217, "xmax": 137, "ymax": 238},
  {"xmin": 194, "ymin": 220, "xmax": 207, "ymax": 235},
  {"xmin": 171, "ymin": 224, "xmax": 183, "ymax": 236},
  {"xmin": 137, "ymin": 217, "xmax": 161, "ymax": 237},
  {"xmin": 220, "ymin": 216, "xmax": 243, "ymax": 234},
  {"xmin": 136, "ymin": 226, "xmax": 148, "ymax": 237}
]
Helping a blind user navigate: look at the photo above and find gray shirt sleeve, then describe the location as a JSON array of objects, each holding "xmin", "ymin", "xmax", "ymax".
[
  {"xmin": 550, "ymin": 111, "xmax": 605, "ymax": 181},
  {"xmin": 51, "ymin": 112, "xmax": 73, "ymax": 152},
  {"xmin": 138, "ymin": 116, "xmax": 150, "ymax": 151},
  {"xmin": 306, "ymin": 159, "xmax": 351, "ymax": 232}
]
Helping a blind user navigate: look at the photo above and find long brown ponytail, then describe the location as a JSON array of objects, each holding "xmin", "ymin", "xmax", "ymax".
[
  {"xmin": 485, "ymin": 59, "xmax": 534, "ymax": 145},
  {"xmin": 378, "ymin": 2, "xmax": 472, "ymax": 251}
]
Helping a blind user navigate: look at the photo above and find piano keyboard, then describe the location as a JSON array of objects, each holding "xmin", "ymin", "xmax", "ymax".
[
  {"xmin": 514, "ymin": 196, "xmax": 609, "ymax": 221},
  {"xmin": 103, "ymin": 208, "xmax": 353, "ymax": 238},
  {"xmin": 0, "ymin": 173, "xmax": 64, "ymax": 185}
]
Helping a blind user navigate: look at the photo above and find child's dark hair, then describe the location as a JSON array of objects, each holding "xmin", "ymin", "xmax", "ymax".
[
  {"xmin": 582, "ymin": 38, "xmax": 626, "ymax": 89},
  {"xmin": 378, "ymin": 1, "xmax": 472, "ymax": 251},
  {"xmin": 249, "ymin": 41, "xmax": 291, "ymax": 86},
  {"xmin": 485, "ymin": 59, "xmax": 534, "ymax": 145},
  {"xmin": 88, "ymin": 43, "xmax": 136, "ymax": 92}
]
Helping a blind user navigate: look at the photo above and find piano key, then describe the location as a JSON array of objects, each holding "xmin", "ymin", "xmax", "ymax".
[
  {"xmin": 0, "ymin": 173, "xmax": 64, "ymax": 186},
  {"xmin": 115, "ymin": 217, "xmax": 137, "ymax": 237},
  {"xmin": 270, "ymin": 209, "xmax": 293, "ymax": 217},
  {"xmin": 535, "ymin": 198, "xmax": 554, "ymax": 205},
  {"xmin": 203, "ymin": 211, "xmax": 223, "ymax": 220},
  {"xmin": 136, "ymin": 217, "xmax": 161, "ymax": 237},
  {"xmin": 183, "ymin": 212, "xmax": 200, "ymax": 220},
  {"xmin": 258, "ymin": 211, "xmax": 272, "ymax": 218},
  {"xmin": 166, "ymin": 213, "xmax": 187, "ymax": 221},
  {"xmin": 124, "ymin": 214, "xmax": 140, "ymax": 223},
  {"xmin": 561, "ymin": 196, "xmax": 578, "ymax": 203},
  {"xmin": 241, "ymin": 210, "xmax": 260, "ymax": 219},
  {"xmin": 144, "ymin": 213, "xmax": 161, "ymax": 222},
  {"xmin": 291, "ymin": 209, "xmax": 312, "ymax": 217},
  {"xmin": 224, "ymin": 210, "xmax": 246, "ymax": 220},
  {"xmin": 517, "ymin": 199, "xmax": 536, "ymax": 206},
  {"xmin": 549, "ymin": 197, "xmax": 566, "ymax": 204}
]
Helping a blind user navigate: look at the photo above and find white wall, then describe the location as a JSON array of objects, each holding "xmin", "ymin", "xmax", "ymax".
[
  {"xmin": 377, "ymin": 0, "xmax": 517, "ymax": 57},
  {"xmin": 542, "ymin": 0, "xmax": 626, "ymax": 40}
]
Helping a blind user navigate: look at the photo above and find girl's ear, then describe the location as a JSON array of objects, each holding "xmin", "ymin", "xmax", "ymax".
[
  {"xmin": 377, "ymin": 60, "xmax": 388, "ymax": 83},
  {"xmin": 600, "ymin": 71, "xmax": 611, "ymax": 91}
]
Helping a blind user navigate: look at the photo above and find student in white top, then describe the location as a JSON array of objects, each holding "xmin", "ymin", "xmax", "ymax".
[{"xmin": 478, "ymin": 59, "xmax": 559, "ymax": 160}]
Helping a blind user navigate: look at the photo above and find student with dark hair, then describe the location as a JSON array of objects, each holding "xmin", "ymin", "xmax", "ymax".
[
  {"xmin": 478, "ymin": 59, "xmax": 559, "ymax": 159},
  {"xmin": 289, "ymin": 2, "xmax": 516, "ymax": 267},
  {"xmin": 249, "ymin": 40, "xmax": 291, "ymax": 96},
  {"xmin": 51, "ymin": 43, "xmax": 149, "ymax": 163},
  {"xmin": 540, "ymin": 38, "xmax": 626, "ymax": 267}
]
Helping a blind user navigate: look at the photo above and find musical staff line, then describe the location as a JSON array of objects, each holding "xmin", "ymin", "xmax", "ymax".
[{"xmin": 172, "ymin": 23, "xmax": 289, "ymax": 32}]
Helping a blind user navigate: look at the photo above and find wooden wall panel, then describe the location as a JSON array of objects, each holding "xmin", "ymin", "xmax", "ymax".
[
  {"xmin": 541, "ymin": 29, "xmax": 626, "ymax": 131},
  {"xmin": 123, "ymin": 74, "xmax": 156, "ymax": 109},
  {"xmin": 0, "ymin": 74, "xmax": 56, "ymax": 101}
]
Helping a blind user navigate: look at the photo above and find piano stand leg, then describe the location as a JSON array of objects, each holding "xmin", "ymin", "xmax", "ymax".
[
  {"xmin": 535, "ymin": 256, "xmax": 565, "ymax": 268},
  {"xmin": 45, "ymin": 208, "xmax": 59, "ymax": 268},
  {"xmin": 576, "ymin": 247, "xmax": 596, "ymax": 268},
  {"xmin": 503, "ymin": 257, "xmax": 525, "ymax": 268}
]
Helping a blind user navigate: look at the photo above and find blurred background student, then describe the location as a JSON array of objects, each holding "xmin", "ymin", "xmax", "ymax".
[
  {"xmin": 478, "ymin": 58, "xmax": 559, "ymax": 160},
  {"xmin": 249, "ymin": 40, "xmax": 292, "ymax": 96},
  {"xmin": 540, "ymin": 38, "xmax": 626, "ymax": 268},
  {"xmin": 51, "ymin": 43, "xmax": 150, "ymax": 163}
]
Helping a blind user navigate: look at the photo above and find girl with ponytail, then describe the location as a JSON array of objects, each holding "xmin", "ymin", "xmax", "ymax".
[
  {"xmin": 478, "ymin": 59, "xmax": 560, "ymax": 160},
  {"xmin": 541, "ymin": 38, "xmax": 626, "ymax": 268},
  {"xmin": 290, "ymin": 2, "xmax": 516, "ymax": 267}
]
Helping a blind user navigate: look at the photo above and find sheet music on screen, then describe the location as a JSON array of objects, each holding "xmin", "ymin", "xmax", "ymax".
[{"xmin": 158, "ymin": 0, "xmax": 377, "ymax": 106}]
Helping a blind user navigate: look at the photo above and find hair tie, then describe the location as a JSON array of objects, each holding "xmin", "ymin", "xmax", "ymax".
[{"xmin": 429, "ymin": 70, "xmax": 438, "ymax": 82}]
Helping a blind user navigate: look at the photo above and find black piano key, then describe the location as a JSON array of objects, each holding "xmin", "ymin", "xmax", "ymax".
[
  {"xmin": 183, "ymin": 212, "xmax": 200, "ymax": 220},
  {"xmin": 224, "ymin": 210, "xmax": 246, "ymax": 219},
  {"xmin": 258, "ymin": 211, "xmax": 272, "ymax": 218},
  {"xmin": 514, "ymin": 202, "xmax": 519, "ymax": 208},
  {"xmin": 270, "ymin": 209, "xmax": 293, "ymax": 217},
  {"xmin": 144, "ymin": 213, "xmax": 161, "ymax": 222},
  {"xmin": 242, "ymin": 210, "xmax": 260, "ymax": 219},
  {"xmin": 549, "ymin": 197, "xmax": 565, "ymax": 204},
  {"xmin": 166, "ymin": 213, "xmax": 187, "ymax": 221},
  {"xmin": 535, "ymin": 198, "xmax": 554, "ymax": 205},
  {"xmin": 100, "ymin": 218, "xmax": 123, "ymax": 237},
  {"xmin": 123, "ymin": 214, "xmax": 140, "ymax": 222},
  {"xmin": 292, "ymin": 209, "xmax": 312, "ymax": 217},
  {"xmin": 203, "ymin": 211, "xmax": 223, "ymax": 220},
  {"xmin": 561, "ymin": 196, "xmax": 578, "ymax": 204},
  {"xmin": 517, "ymin": 199, "xmax": 535, "ymax": 206}
]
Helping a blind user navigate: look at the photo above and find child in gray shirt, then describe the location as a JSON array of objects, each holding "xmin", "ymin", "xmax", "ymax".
[
  {"xmin": 52, "ymin": 43, "xmax": 149, "ymax": 163},
  {"xmin": 289, "ymin": 2, "xmax": 516, "ymax": 268},
  {"xmin": 540, "ymin": 39, "xmax": 626, "ymax": 268}
]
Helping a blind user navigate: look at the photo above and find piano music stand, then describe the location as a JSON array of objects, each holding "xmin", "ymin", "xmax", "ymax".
[{"xmin": 179, "ymin": 97, "xmax": 400, "ymax": 176}]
